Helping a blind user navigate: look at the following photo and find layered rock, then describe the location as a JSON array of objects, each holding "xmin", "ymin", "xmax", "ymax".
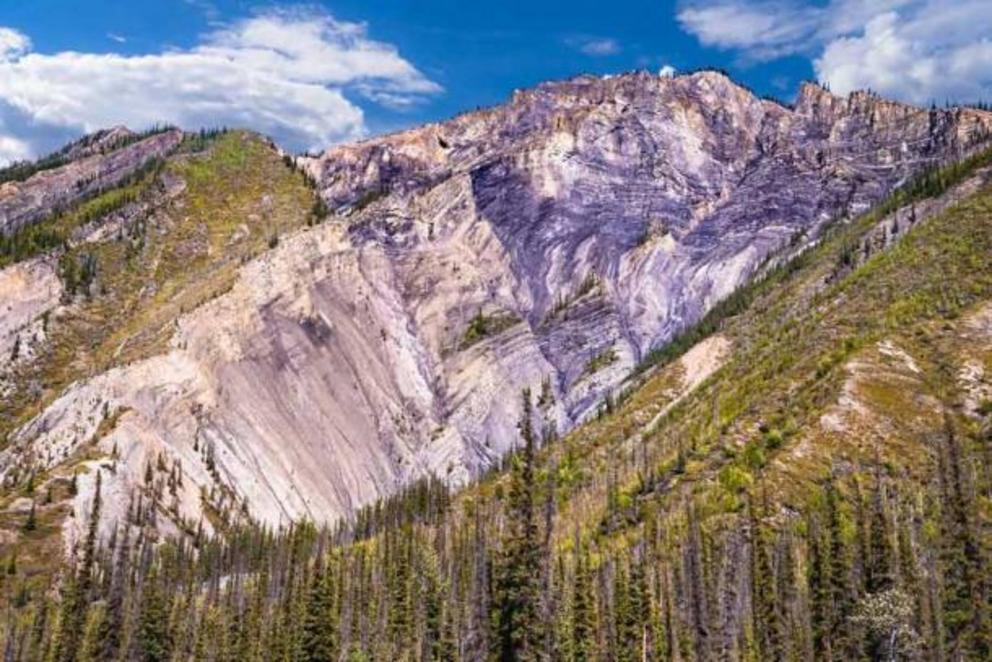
[
  {"xmin": 297, "ymin": 71, "xmax": 992, "ymax": 460},
  {"xmin": 4, "ymin": 71, "xmax": 992, "ymax": 535},
  {"xmin": 0, "ymin": 128, "xmax": 183, "ymax": 235}
]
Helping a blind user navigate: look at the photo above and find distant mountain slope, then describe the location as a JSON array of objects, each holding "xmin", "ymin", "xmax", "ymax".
[
  {"xmin": 299, "ymin": 70, "xmax": 992, "ymax": 476},
  {"xmin": 0, "ymin": 127, "xmax": 183, "ymax": 236},
  {"xmin": 0, "ymin": 71, "xmax": 991, "ymax": 553}
]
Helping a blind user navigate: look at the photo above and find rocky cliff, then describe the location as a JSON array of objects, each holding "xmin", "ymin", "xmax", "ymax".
[{"xmin": 1, "ymin": 71, "xmax": 991, "ymax": 543}]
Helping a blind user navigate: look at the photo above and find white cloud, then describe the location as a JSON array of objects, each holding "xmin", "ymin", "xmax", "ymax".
[
  {"xmin": 0, "ymin": 135, "xmax": 30, "ymax": 164},
  {"xmin": 659, "ymin": 65, "xmax": 676, "ymax": 78},
  {"xmin": 677, "ymin": 1, "xmax": 824, "ymax": 59},
  {"xmin": 814, "ymin": 3, "xmax": 992, "ymax": 105},
  {"xmin": 0, "ymin": 8, "xmax": 441, "ymax": 164},
  {"xmin": 0, "ymin": 27, "xmax": 30, "ymax": 61},
  {"xmin": 677, "ymin": 0, "xmax": 992, "ymax": 104},
  {"xmin": 568, "ymin": 36, "xmax": 621, "ymax": 57}
]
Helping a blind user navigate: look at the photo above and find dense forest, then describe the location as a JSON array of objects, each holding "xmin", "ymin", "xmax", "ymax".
[
  {"xmin": 2, "ymin": 140, "xmax": 992, "ymax": 661},
  {"xmin": 4, "ymin": 384, "xmax": 991, "ymax": 661}
]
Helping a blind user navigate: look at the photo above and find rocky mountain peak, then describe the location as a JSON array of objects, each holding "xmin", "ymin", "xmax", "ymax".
[{"xmin": 64, "ymin": 125, "xmax": 136, "ymax": 159}]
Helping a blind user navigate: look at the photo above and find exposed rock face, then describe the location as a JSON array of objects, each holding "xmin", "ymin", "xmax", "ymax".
[
  {"xmin": 306, "ymin": 74, "xmax": 991, "ymax": 363},
  {"xmin": 4, "ymin": 72, "xmax": 992, "ymax": 534},
  {"xmin": 0, "ymin": 128, "xmax": 183, "ymax": 235},
  {"xmin": 295, "ymin": 70, "xmax": 992, "ymax": 470},
  {"xmin": 0, "ymin": 258, "xmax": 61, "ymax": 384}
]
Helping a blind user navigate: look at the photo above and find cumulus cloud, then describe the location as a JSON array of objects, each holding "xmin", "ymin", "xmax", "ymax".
[
  {"xmin": 677, "ymin": 1, "xmax": 824, "ymax": 59},
  {"xmin": 0, "ymin": 8, "xmax": 441, "ymax": 164},
  {"xmin": 677, "ymin": 0, "xmax": 992, "ymax": 104}
]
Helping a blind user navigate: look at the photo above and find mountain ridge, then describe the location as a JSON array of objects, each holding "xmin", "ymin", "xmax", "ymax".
[
  {"xmin": 3, "ymin": 112, "xmax": 990, "ymax": 660},
  {"xmin": 1, "ymin": 70, "xmax": 991, "ymax": 547}
]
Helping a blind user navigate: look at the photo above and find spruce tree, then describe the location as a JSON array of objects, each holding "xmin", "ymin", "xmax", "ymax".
[
  {"xmin": 23, "ymin": 501, "xmax": 36, "ymax": 532},
  {"xmin": 421, "ymin": 543, "xmax": 447, "ymax": 661},
  {"xmin": 937, "ymin": 416, "xmax": 989, "ymax": 656},
  {"xmin": 623, "ymin": 551, "xmax": 650, "ymax": 661},
  {"xmin": 28, "ymin": 597, "xmax": 51, "ymax": 662},
  {"xmin": 826, "ymin": 480, "xmax": 853, "ymax": 658},
  {"xmin": 98, "ymin": 523, "xmax": 130, "ymax": 661},
  {"xmin": 465, "ymin": 504, "xmax": 491, "ymax": 658},
  {"xmin": 750, "ymin": 499, "xmax": 783, "ymax": 660},
  {"xmin": 493, "ymin": 390, "xmax": 543, "ymax": 661},
  {"xmin": 136, "ymin": 568, "xmax": 172, "ymax": 662},
  {"xmin": 302, "ymin": 556, "xmax": 338, "ymax": 662},
  {"xmin": 436, "ymin": 605, "xmax": 459, "ymax": 662},
  {"xmin": 54, "ymin": 470, "xmax": 102, "ymax": 662},
  {"xmin": 386, "ymin": 527, "xmax": 413, "ymax": 650},
  {"xmin": 613, "ymin": 560, "xmax": 633, "ymax": 661},
  {"xmin": 866, "ymin": 468, "xmax": 895, "ymax": 594},
  {"xmin": 571, "ymin": 546, "xmax": 596, "ymax": 661}
]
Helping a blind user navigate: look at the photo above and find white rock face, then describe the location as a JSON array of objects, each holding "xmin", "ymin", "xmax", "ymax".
[
  {"xmin": 0, "ymin": 258, "xmax": 61, "ymax": 360},
  {"xmin": 4, "ymin": 71, "xmax": 992, "ymax": 538}
]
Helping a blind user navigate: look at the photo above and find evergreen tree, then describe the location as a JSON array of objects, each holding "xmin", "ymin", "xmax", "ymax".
[
  {"xmin": 571, "ymin": 546, "xmax": 596, "ymax": 662},
  {"xmin": 684, "ymin": 502, "xmax": 709, "ymax": 660},
  {"xmin": 302, "ymin": 555, "xmax": 338, "ymax": 662},
  {"xmin": 53, "ymin": 470, "xmax": 102, "ymax": 662},
  {"xmin": 385, "ymin": 527, "xmax": 413, "ymax": 651},
  {"xmin": 97, "ymin": 524, "xmax": 130, "ymax": 661},
  {"xmin": 23, "ymin": 501, "xmax": 36, "ymax": 532},
  {"xmin": 866, "ymin": 467, "xmax": 895, "ymax": 594},
  {"xmin": 136, "ymin": 569, "xmax": 172, "ymax": 662},
  {"xmin": 236, "ymin": 566, "xmax": 268, "ymax": 662},
  {"xmin": 826, "ymin": 480, "xmax": 854, "ymax": 658},
  {"xmin": 493, "ymin": 390, "xmax": 543, "ymax": 661},
  {"xmin": 623, "ymin": 551, "xmax": 650, "ymax": 661},
  {"xmin": 464, "ymin": 504, "xmax": 491, "ymax": 659},
  {"xmin": 436, "ymin": 605, "xmax": 459, "ymax": 662},
  {"xmin": 420, "ymin": 543, "xmax": 448, "ymax": 661},
  {"xmin": 937, "ymin": 416, "xmax": 989, "ymax": 656},
  {"xmin": 750, "ymin": 499, "xmax": 784, "ymax": 660}
]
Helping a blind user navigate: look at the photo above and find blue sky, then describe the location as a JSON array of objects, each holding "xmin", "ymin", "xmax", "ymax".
[{"xmin": 0, "ymin": 1, "xmax": 990, "ymax": 163}]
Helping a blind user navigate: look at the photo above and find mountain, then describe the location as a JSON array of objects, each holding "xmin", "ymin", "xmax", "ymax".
[
  {"xmin": 1, "ymin": 72, "xmax": 991, "ymax": 658},
  {"xmin": 2, "ymin": 72, "xmax": 992, "ymax": 555}
]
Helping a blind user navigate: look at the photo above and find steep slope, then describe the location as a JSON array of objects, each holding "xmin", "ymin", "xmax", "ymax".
[
  {"xmin": 297, "ymin": 70, "xmax": 992, "ymax": 475},
  {"xmin": 2, "ymin": 71, "xmax": 992, "ymax": 546},
  {"xmin": 5, "ymin": 128, "xmax": 991, "ymax": 661},
  {"xmin": 0, "ymin": 130, "xmax": 320, "ymax": 544}
]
